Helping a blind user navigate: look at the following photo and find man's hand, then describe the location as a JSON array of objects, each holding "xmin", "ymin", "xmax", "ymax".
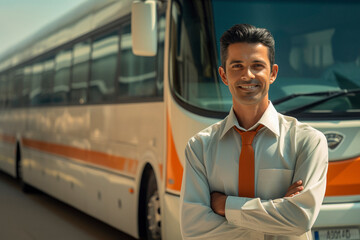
[
  {"xmin": 210, "ymin": 192, "xmax": 227, "ymax": 217},
  {"xmin": 285, "ymin": 180, "xmax": 304, "ymax": 197}
]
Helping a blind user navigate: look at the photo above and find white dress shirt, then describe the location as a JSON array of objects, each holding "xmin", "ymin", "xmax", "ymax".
[{"xmin": 180, "ymin": 102, "xmax": 328, "ymax": 240}]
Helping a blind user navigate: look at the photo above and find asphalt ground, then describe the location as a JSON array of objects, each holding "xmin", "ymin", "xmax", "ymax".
[{"xmin": 0, "ymin": 171, "xmax": 136, "ymax": 240}]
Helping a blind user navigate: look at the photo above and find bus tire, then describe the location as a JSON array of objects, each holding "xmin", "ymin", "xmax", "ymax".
[
  {"xmin": 145, "ymin": 171, "xmax": 161, "ymax": 240},
  {"xmin": 139, "ymin": 165, "xmax": 162, "ymax": 240}
]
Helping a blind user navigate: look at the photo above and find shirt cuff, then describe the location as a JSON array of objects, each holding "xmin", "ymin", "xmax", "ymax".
[{"xmin": 225, "ymin": 196, "xmax": 252, "ymax": 225}]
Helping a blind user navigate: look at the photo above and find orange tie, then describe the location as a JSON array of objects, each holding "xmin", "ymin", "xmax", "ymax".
[{"xmin": 234, "ymin": 124, "xmax": 263, "ymax": 198}]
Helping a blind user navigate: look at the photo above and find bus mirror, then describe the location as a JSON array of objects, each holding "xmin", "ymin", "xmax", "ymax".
[{"xmin": 131, "ymin": 1, "xmax": 158, "ymax": 56}]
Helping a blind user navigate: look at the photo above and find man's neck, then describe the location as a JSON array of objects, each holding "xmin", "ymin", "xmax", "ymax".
[{"xmin": 233, "ymin": 101, "xmax": 269, "ymax": 130}]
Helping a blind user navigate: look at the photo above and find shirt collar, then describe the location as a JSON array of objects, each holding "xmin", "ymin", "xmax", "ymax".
[{"xmin": 220, "ymin": 101, "xmax": 280, "ymax": 139}]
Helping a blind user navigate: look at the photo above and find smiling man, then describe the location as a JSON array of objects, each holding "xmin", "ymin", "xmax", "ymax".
[{"xmin": 180, "ymin": 24, "xmax": 328, "ymax": 239}]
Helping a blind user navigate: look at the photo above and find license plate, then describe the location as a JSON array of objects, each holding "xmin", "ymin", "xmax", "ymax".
[{"xmin": 313, "ymin": 228, "xmax": 360, "ymax": 240}]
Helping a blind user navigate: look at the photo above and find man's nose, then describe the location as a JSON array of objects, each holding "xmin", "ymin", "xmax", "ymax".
[{"xmin": 240, "ymin": 67, "xmax": 255, "ymax": 80}]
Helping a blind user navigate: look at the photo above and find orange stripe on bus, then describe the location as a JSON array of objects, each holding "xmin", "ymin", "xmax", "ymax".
[
  {"xmin": 22, "ymin": 138, "xmax": 138, "ymax": 175},
  {"xmin": 166, "ymin": 115, "xmax": 183, "ymax": 192},
  {"xmin": 326, "ymin": 156, "xmax": 360, "ymax": 196},
  {"xmin": 0, "ymin": 133, "xmax": 16, "ymax": 144}
]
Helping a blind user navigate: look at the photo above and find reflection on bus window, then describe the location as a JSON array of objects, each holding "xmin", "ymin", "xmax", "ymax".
[
  {"xmin": 71, "ymin": 40, "xmax": 90, "ymax": 104},
  {"xmin": 22, "ymin": 66, "xmax": 32, "ymax": 107},
  {"xmin": 41, "ymin": 58, "xmax": 55, "ymax": 105},
  {"xmin": 0, "ymin": 74, "xmax": 7, "ymax": 108},
  {"xmin": 90, "ymin": 31, "xmax": 119, "ymax": 103},
  {"xmin": 170, "ymin": 0, "xmax": 224, "ymax": 112},
  {"xmin": 211, "ymin": 0, "xmax": 360, "ymax": 116},
  {"xmin": 11, "ymin": 68, "xmax": 24, "ymax": 107},
  {"xmin": 118, "ymin": 24, "xmax": 157, "ymax": 99},
  {"xmin": 54, "ymin": 49, "xmax": 72, "ymax": 104},
  {"xmin": 30, "ymin": 63, "xmax": 43, "ymax": 106}
]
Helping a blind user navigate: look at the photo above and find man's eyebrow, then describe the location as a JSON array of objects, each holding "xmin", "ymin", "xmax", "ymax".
[
  {"xmin": 253, "ymin": 60, "xmax": 267, "ymax": 64},
  {"xmin": 229, "ymin": 60, "xmax": 243, "ymax": 65},
  {"xmin": 229, "ymin": 60, "xmax": 267, "ymax": 65}
]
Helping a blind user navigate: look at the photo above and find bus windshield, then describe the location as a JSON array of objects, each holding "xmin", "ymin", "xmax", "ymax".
[{"xmin": 171, "ymin": 0, "xmax": 360, "ymax": 119}]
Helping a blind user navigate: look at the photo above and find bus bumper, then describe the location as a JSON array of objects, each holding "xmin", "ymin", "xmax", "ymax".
[{"xmin": 314, "ymin": 201, "xmax": 360, "ymax": 227}]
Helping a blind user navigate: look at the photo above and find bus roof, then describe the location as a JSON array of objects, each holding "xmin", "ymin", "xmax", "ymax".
[{"xmin": 0, "ymin": 0, "xmax": 132, "ymax": 72}]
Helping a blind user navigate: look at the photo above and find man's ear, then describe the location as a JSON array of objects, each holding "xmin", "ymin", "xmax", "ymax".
[
  {"xmin": 219, "ymin": 66, "xmax": 228, "ymax": 85},
  {"xmin": 270, "ymin": 64, "xmax": 278, "ymax": 84}
]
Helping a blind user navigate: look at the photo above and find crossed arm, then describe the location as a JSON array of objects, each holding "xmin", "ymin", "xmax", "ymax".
[{"xmin": 211, "ymin": 180, "xmax": 304, "ymax": 217}]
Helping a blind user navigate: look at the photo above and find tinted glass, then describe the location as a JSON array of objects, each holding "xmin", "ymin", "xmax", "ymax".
[
  {"xmin": 211, "ymin": 0, "xmax": 360, "ymax": 115},
  {"xmin": 22, "ymin": 66, "xmax": 32, "ymax": 106},
  {"xmin": 54, "ymin": 49, "xmax": 72, "ymax": 104},
  {"xmin": 0, "ymin": 74, "xmax": 7, "ymax": 108},
  {"xmin": 71, "ymin": 41, "xmax": 90, "ymax": 104},
  {"xmin": 30, "ymin": 63, "xmax": 43, "ymax": 106},
  {"xmin": 40, "ymin": 58, "xmax": 54, "ymax": 105},
  {"xmin": 118, "ymin": 24, "xmax": 157, "ymax": 99},
  {"xmin": 90, "ymin": 31, "xmax": 119, "ymax": 103},
  {"xmin": 11, "ymin": 68, "xmax": 24, "ymax": 107},
  {"xmin": 170, "ymin": 0, "xmax": 222, "ymax": 112}
]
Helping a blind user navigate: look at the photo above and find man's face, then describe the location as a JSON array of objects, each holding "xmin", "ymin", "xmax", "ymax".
[{"xmin": 219, "ymin": 42, "xmax": 278, "ymax": 107}]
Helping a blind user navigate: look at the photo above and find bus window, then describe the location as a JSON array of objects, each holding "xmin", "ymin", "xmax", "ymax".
[
  {"xmin": 118, "ymin": 24, "xmax": 157, "ymax": 99},
  {"xmin": 53, "ymin": 49, "xmax": 72, "ymax": 104},
  {"xmin": 211, "ymin": 0, "xmax": 360, "ymax": 117},
  {"xmin": 7, "ymin": 70, "xmax": 16, "ymax": 108},
  {"xmin": 22, "ymin": 66, "xmax": 32, "ymax": 107},
  {"xmin": 30, "ymin": 63, "xmax": 43, "ymax": 106},
  {"xmin": 169, "ymin": 0, "xmax": 223, "ymax": 112},
  {"xmin": 89, "ymin": 31, "xmax": 119, "ymax": 103},
  {"xmin": 41, "ymin": 57, "xmax": 55, "ymax": 105},
  {"xmin": 71, "ymin": 40, "xmax": 90, "ymax": 105},
  {"xmin": 12, "ymin": 68, "xmax": 24, "ymax": 108},
  {"xmin": 0, "ymin": 74, "xmax": 7, "ymax": 108}
]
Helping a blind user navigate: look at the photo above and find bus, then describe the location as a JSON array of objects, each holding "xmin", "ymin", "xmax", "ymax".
[{"xmin": 0, "ymin": 0, "xmax": 359, "ymax": 239}]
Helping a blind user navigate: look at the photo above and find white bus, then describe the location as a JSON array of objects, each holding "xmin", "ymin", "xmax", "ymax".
[{"xmin": 0, "ymin": 0, "xmax": 359, "ymax": 239}]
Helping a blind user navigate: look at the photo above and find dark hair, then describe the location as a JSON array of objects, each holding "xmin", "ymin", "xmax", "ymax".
[{"xmin": 220, "ymin": 24, "xmax": 275, "ymax": 70}]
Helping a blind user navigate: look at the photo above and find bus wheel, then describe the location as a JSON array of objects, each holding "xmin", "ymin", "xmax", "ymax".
[{"xmin": 146, "ymin": 172, "xmax": 161, "ymax": 240}]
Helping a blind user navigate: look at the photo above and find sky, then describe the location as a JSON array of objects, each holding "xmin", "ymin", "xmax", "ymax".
[{"xmin": 0, "ymin": 0, "xmax": 87, "ymax": 57}]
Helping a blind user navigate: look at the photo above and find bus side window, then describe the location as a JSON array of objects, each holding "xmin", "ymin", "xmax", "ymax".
[
  {"xmin": 89, "ymin": 31, "xmax": 119, "ymax": 103},
  {"xmin": 40, "ymin": 57, "xmax": 55, "ymax": 105},
  {"xmin": 118, "ymin": 23, "xmax": 157, "ymax": 100},
  {"xmin": 30, "ymin": 63, "xmax": 43, "ymax": 106},
  {"xmin": 7, "ymin": 72, "xmax": 15, "ymax": 108},
  {"xmin": 71, "ymin": 40, "xmax": 90, "ymax": 105},
  {"xmin": 22, "ymin": 67, "xmax": 32, "ymax": 107},
  {"xmin": 53, "ymin": 49, "xmax": 72, "ymax": 104},
  {"xmin": 12, "ymin": 68, "xmax": 24, "ymax": 108},
  {"xmin": 0, "ymin": 74, "xmax": 7, "ymax": 108}
]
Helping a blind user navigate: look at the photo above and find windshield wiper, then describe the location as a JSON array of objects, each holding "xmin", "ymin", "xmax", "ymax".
[{"xmin": 273, "ymin": 88, "xmax": 360, "ymax": 115}]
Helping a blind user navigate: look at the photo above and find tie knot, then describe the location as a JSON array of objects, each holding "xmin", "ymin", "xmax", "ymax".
[{"xmin": 234, "ymin": 124, "xmax": 263, "ymax": 145}]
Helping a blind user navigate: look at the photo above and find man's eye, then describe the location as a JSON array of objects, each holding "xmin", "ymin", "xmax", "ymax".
[
  {"xmin": 232, "ymin": 64, "xmax": 242, "ymax": 69},
  {"xmin": 253, "ymin": 64, "xmax": 264, "ymax": 69}
]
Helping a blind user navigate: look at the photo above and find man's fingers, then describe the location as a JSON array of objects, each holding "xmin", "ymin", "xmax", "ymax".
[
  {"xmin": 284, "ymin": 180, "xmax": 304, "ymax": 197},
  {"xmin": 289, "ymin": 180, "xmax": 302, "ymax": 188},
  {"xmin": 285, "ymin": 186, "xmax": 303, "ymax": 197},
  {"xmin": 288, "ymin": 191, "xmax": 300, "ymax": 197},
  {"xmin": 288, "ymin": 180, "xmax": 303, "ymax": 191}
]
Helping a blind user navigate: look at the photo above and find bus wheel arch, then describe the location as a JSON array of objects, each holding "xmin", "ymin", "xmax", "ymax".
[{"xmin": 138, "ymin": 163, "xmax": 162, "ymax": 240}]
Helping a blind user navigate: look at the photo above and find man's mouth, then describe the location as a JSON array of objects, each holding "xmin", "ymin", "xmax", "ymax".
[{"xmin": 238, "ymin": 84, "xmax": 259, "ymax": 90}]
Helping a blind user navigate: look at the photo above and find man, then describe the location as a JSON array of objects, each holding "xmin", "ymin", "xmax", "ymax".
[{"xmin": 180, "ymin": 24, "xmax": 328, "ymax": 239}]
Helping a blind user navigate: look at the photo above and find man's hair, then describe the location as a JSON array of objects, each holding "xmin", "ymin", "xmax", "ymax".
[{"xmin": 220, "ymin": 24, "xmax": 275, "ymax": 70}]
